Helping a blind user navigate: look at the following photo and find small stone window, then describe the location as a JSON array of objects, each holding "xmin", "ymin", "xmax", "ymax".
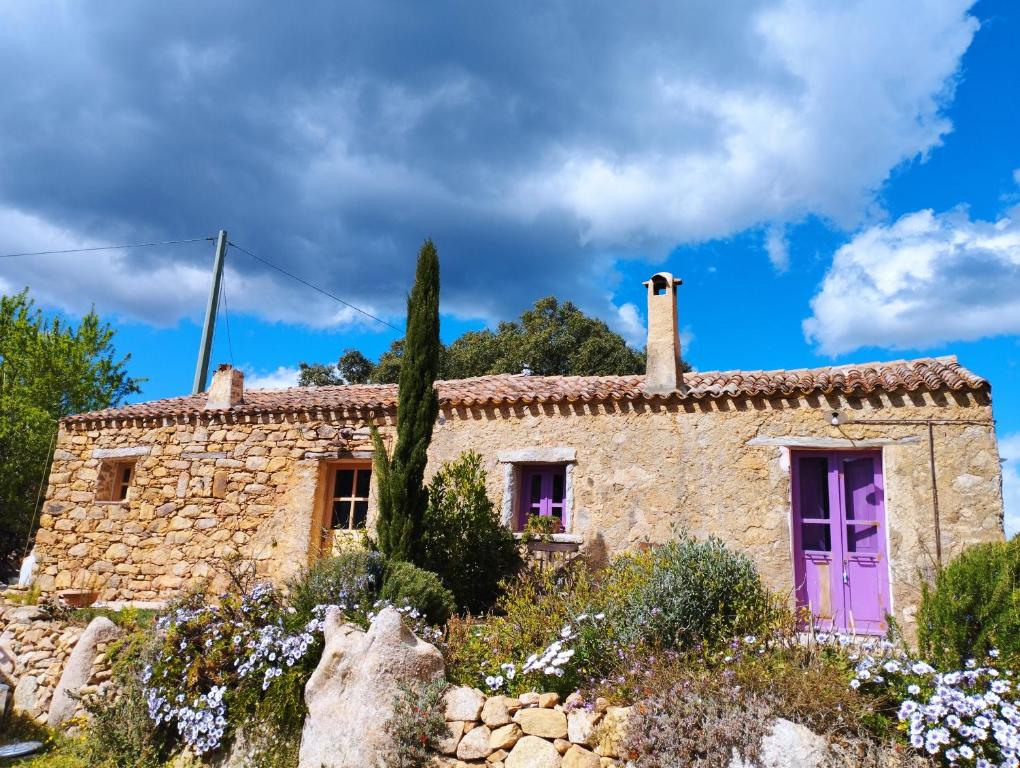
[
  {"xmin": 516, "ymin": 464, "xmax": 568, "ymax": 532},
  {"xmin": 95, "ymin": 460, "xmax": 136, "ymax": 502},
  {"xmin": 328, "ymin": 464, "xmax": 372, "ymax": 530}
]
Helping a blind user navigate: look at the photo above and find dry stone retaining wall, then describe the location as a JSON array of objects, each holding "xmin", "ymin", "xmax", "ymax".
[
  {"xmin": 0, "ymin": 599, "xmax": 115, "ymax": 723},
  {"xmin": 435, "ymin": 686, "xmax": 630, "ymax": 768}
]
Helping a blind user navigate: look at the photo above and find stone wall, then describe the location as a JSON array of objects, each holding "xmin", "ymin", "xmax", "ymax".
[
  {"xmin": 436, "ymin": 686, "xmax": 629, "ymax": 768},
  {"xmin": 33, "ymin": 386, "xmax": 1004, "ymax": 634},
  {"xmin": 0, "ymin": 599, "xmax": 114, "ymax": 722}
]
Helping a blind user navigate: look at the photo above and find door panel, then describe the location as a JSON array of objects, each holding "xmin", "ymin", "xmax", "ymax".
[
  {"xmin": 839, "ymin": 454, "xmax": 889, "ymax": 633},
  {"xmin": 792, "ymin": 453, "xmax": 842, "ymax": 628}
]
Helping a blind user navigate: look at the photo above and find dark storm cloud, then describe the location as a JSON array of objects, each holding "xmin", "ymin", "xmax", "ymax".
[{"xmin": 0, "ymin": 1, "xmax": 977, "ymax": 329}]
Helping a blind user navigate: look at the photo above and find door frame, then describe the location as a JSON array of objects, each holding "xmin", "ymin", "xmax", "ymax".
[{"xmin": 789, "ymin": 449, "xmax": 892, "ymax": 634}]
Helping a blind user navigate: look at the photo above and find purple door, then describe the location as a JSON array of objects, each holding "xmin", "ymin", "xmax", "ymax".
[{"xmin": 792, "ymin": 451, "xmax": 890, "ymax": 634}]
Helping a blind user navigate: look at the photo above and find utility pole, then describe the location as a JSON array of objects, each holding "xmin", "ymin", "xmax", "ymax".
[{"xmin": 192, "ymin": 230, "xmax": 228, "ymax": 394}]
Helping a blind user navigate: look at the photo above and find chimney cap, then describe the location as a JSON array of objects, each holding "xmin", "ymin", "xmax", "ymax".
[{"xmin": 643, "ymin": 272, "xmax": 683, "ymax": 290}]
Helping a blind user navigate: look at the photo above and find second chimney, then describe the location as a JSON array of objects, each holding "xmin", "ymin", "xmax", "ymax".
[
  {"xmin": 642, "ymin": 272, "xmax": 685, "ymax": 396},
  {"xmin": 205, "ymin": 364, "xmax": 245, "ymax": 410}
]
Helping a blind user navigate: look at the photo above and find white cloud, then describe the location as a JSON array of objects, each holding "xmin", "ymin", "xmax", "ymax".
[
  {"xmin": 803, "ymin": 206, "xmax": 1020, "ymax": 354},
  {"xmin": 764, "ymin": 225, "xmax": 790, "ymax": 272},
  {"xmin": 1002, "ymin": 433, "xmax": 1020, "ymax": 539},
  {"xmin": 519, "ymin": 0, "xmax": 977, "ymax": 254},
  {"xmin": 612, "ymin": 302, "xmax": 646, "ymax": 348},
  {"xmin": 243, "ymin": 365, "xmax": 301, "ymax": 390}
]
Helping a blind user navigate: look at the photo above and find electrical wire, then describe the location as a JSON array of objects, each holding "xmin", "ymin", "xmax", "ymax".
[
  {"xmin": 219, "ymin": 270, "xmax": 235, "ymax": 366},
  {"xmin": 0, "ymin": 236, "xmax": 213, "ymax": 259},
  {"xmin": 227, "ymin": 240, "xmax": 403, "ymax": 332}
]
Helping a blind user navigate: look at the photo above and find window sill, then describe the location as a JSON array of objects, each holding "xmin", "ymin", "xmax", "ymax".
[{"xmin": 512, "ymin": 532, "xmax": 583, "ymax": 544}]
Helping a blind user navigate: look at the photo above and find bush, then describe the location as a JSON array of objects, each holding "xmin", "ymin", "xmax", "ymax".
[
  {"xmin": 445, "ymin": 533, "xmax": 779, "ymax": 698},
  {"xmin": 380, "ymin": 561, "xmax": 456, "ymax": 626},
  {"xmin": 917, "ymin": 538, "xmax": 1020, "ymax": 668},
  {"xmin": 142, "ymin": 583, "xmax": 320, "ymax": 758},
  {"xmin": 614, "ymin": 533, "xmax": 777, "ymax": 650},
  {"xmin": 77, "ymin": 632, "xmax": 173, "ymax": 768},
  {"xmin": 420, "ymin": 451, "xmax": 522, "ymax": 613},
  {"xmin": 288, "ymin": 549, "xmax": 386, "ymax": 621},
  {"xmin": 622, "ymin": 681, "xmax": 774, "ymax": 768},
  {"xmin": 385, "ymin": 680, "xmax": 450, "ymax": 768}
]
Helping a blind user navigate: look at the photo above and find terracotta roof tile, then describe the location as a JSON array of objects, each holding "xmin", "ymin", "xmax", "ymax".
[{"xmin": 62, "ymin": 355, "xmax": 987, "ymax": 426}]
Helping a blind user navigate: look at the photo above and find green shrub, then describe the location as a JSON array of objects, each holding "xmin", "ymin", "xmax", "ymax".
[
  {"xmin": 420, "ymin": 451, "xmax": 522, "ymax": 613},
  {"xmin": 918, "ymin": 538, "xmax": 1020, "ymax": 668},
  {"xmin": 77, "ymin": 631, "xmax": 173, "ymax": 767},
  {"xmin": 614, "ymin": 533, "xmax": 777, "ymax": 650},
  {"xmin": 444, "ymin": 533, "xmax": 780, "ymax": 698},
  {"xmin": 384, "ymin": 680, "xmax": 449, "ymax": 768},
  {"xmin": 380, "ymin": 561, "xmax": 456, "ymax": 625},
  {"xmin": 287, "ymin": 549, "xmax": 386, "ymax": 621}
]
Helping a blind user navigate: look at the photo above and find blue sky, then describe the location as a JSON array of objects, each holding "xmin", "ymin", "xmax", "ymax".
[{"xmin": 0, "ymin": 1, "xmax": 1017, "ymax": 532}]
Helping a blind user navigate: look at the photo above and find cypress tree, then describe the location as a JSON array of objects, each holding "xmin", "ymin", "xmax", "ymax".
[{"xmin": 373, "ymin": 240, "xmax": 441, "ymax": 562}]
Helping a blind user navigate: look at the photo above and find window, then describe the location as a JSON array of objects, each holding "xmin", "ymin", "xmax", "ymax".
[
  {"xmin": 328, "ymin": 464, "xmax": 372, "ymax": 530},
  {"xmin": 95, "ymin": 460, "xmax": 135, "ymax": 502},
  {"xmin": 516, "ymin": 465, "xmax": 567, "ymax": 531}
]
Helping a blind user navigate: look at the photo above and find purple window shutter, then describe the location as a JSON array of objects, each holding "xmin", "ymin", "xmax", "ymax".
[{"xmin": 517, "ymin": 466, "xmax": 567, "ymax": 531}]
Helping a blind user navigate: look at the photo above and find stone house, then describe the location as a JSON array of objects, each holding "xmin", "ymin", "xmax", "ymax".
[{"xmin": 33, "ymin": 273, "xmax": 1004, "ymax": 635}]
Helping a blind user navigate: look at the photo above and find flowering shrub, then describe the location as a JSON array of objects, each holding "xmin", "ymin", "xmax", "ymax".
[
  {"xmin": 446, "ymin": 533, "xmax": 779, "ymax": 698},
  {"xmin": 143, "ymin": 583, "xmax": 318, "ymax": 755},
  {"xmin": 385, "ymin": 680, "xmax": 450, "ymax": 768},
  {"xmin": 851, "ymin": 642, "xmax": 1020, "ymax": 767},
  {"xmin": 622, "ymin": 681, "xmax": 775, "ymax": 768},
  {"xmin": 142, "ymin": 576, "xmax": 446, "ymax": 758}
]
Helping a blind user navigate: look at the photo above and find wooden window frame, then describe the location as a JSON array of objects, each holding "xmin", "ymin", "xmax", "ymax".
[
  {"xmin": 95, "ymin": 459, "xmax": 136, "ymax": 503},
  {"xmin": 325, "ymin": 462, "xmax": 373, "ymax": 532}
]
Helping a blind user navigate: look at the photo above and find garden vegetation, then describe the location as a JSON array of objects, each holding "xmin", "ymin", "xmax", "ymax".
[{"xmin": 13, "ymin": 534, "xmax": 1020, "ymax": 768}]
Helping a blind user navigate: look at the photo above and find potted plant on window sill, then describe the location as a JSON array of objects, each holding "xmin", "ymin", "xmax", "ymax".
[{"xmin": 521, "ymin": 516, "xmax": 578, "ymax": 554}]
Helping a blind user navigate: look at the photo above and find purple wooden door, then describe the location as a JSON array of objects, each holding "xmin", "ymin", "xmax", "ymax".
[{"xmin": 792, "ymin": 451, "xmax": 890, "ymax": 634}]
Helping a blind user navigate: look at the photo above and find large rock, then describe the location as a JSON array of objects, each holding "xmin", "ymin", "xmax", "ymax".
[
  {"xmin": 514, "ymin": 707, "xmax": 568, "ymax": 739},
  {"xmin": 457, "ymin": 724, "xmax": 493, "ymax": 760},
  {"xmin": 12, "ymin": 674, "xmax": 39, "ymax": 716},
  {"xmin": 490, "ymin": 722, "xmax": 523, "ymax": 751},
  {"xmin": 567, "ymin": 709, "xmax": 601, "ymax": 746},
  {"xmin": 297, "ymin": 606, "xmax": 445, "ymax": 768},
  {"xmin": 47, "ymin": 616, "xmax": 120, "ymax": 727},
  {"xmin": 444, "ymin": 685, "xmax": 486, "ymax": 721},
  {"xmin": 482, "ymin": 695, "xmax": 514, "ymax": 726},
  {"xmin": 506, "ymin": 735, "xmax": 562, "ymax": 768},
  {"xmin": 562, "ymin": 745, "xmax": 600, "ymax": 768},
  {"xmin": 593, "ymin": 706, "xmax": 630, "ymax": 759},
  {"xmin": 730, "ymin": 718, "xmax": 829, "ymax": 768}
]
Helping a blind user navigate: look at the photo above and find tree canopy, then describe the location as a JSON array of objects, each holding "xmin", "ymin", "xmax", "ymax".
[
  {"xmin": 298, "ymin": 296, "xmax": 680, "ymax": 386},
  {"xmin": 0, "ymin": 290, "xmax": 140, "ymax": 575}
]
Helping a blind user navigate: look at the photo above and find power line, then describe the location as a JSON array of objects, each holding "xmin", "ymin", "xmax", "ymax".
[
  {"xmin": 227, "ymin": 240, "xmax": 403, "ymax": 333},
  {"xmin": 0, "ymin": 236, "xmax": 213, "ymax": 259},
  {"xmin": 219, "ymin": 270, "xmax": 235, "ymax": 366}
]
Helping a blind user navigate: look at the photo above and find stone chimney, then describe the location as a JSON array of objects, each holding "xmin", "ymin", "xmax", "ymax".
[
  {"xmin": 642, "ymin": 272, "xmax": 686, "ymax": 396},
  {"xmin": 205, "ymin": 364, "xmax": 244, "ymax": 410}
]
